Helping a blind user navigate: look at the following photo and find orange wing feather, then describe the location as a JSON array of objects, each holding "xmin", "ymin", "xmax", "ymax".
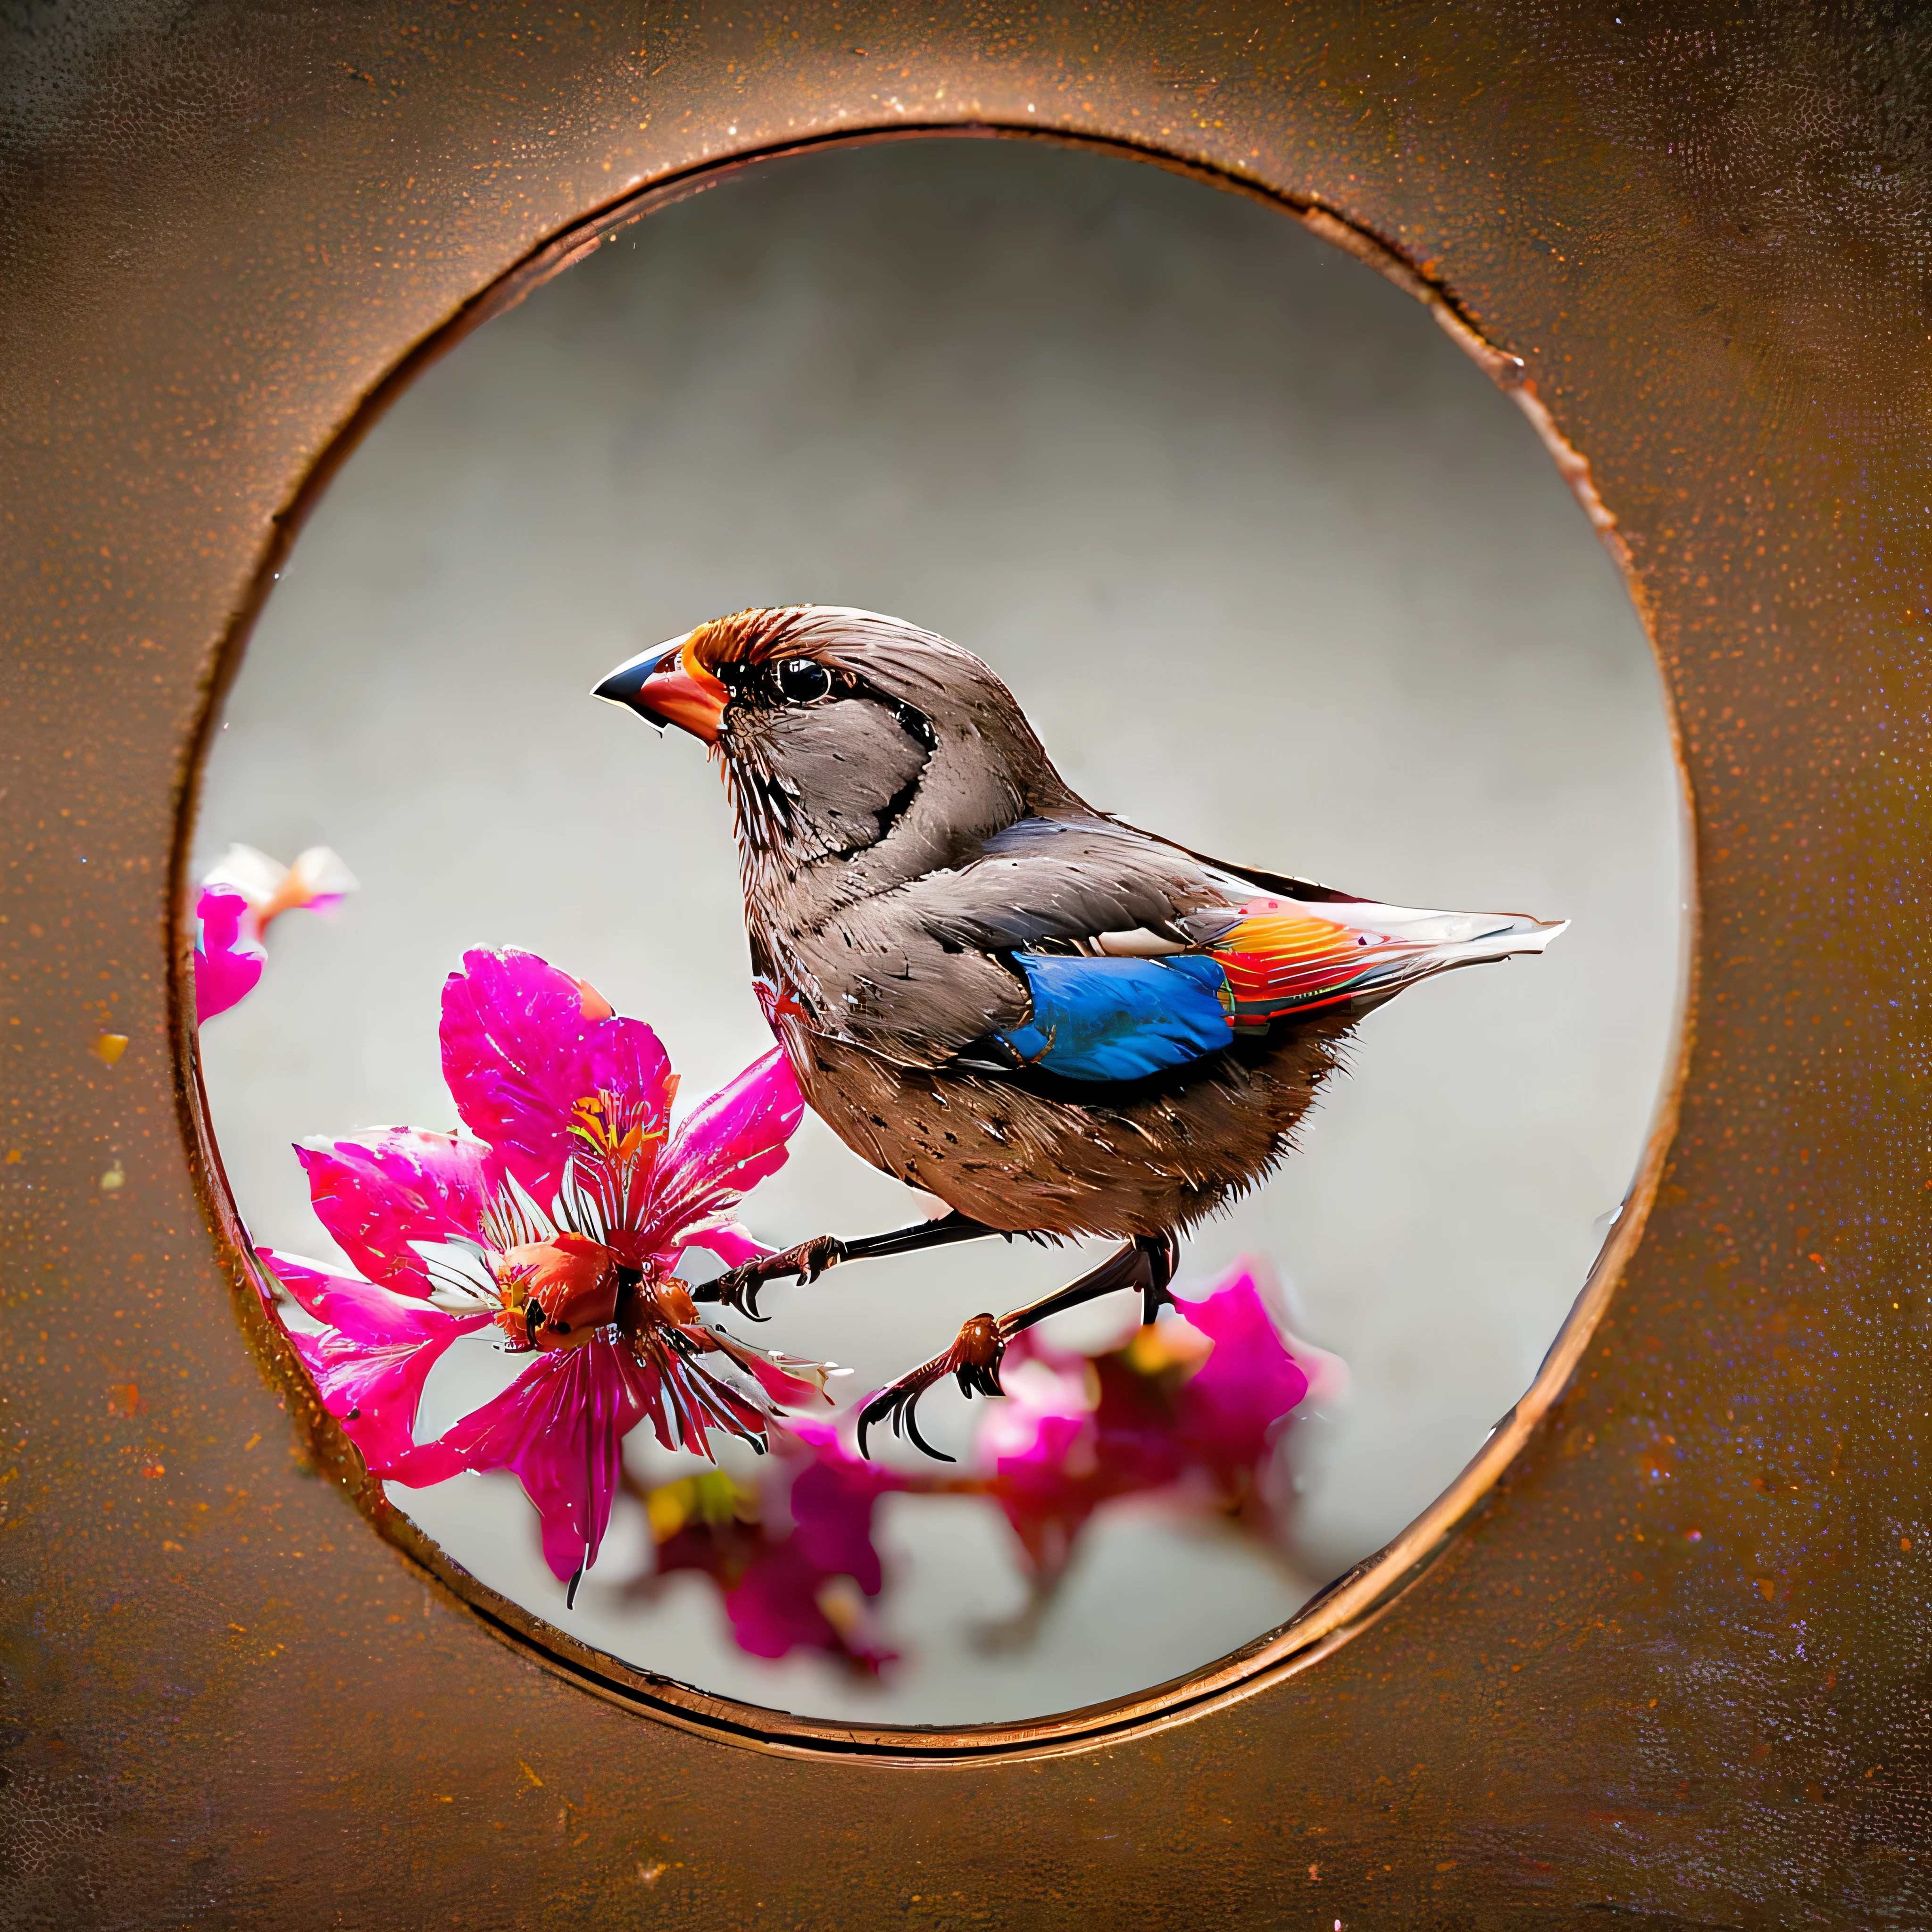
[{"xmin": 1206, "ymin": 898, "xmax": 1433, "ymax": 1030}]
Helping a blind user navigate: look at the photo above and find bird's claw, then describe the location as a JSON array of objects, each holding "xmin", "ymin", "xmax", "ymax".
[
  {"xmin": 694, "ymin": 1233, "xmax": 847, "ymax": 1322},
  {"xmin": 948, "ymin": 1312, "xmax": 1007, "ymax": 1400},
  {"xmin": 857, "ymin": 1312, "xmax": 1006, "ymax": 1464},
  {"xmin": 694, "ymin": 1263, "xmax": 772, "ymax": 1322}
]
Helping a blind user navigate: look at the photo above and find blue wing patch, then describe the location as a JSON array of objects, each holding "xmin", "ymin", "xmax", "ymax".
[{"xmin": 998, "ymin": 953, "xmax": 1232, "ymax": 1082}]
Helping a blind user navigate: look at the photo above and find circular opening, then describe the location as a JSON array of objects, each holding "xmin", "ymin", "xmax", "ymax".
[{"xmin": 192, "ymin": 136, "xmax": 1682, "ymax": 1738}]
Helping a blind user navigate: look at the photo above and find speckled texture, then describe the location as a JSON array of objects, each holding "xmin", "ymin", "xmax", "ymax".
[{"xmin": 4, "ymin": 2, "xmax": 1930, "ymax": 1925}]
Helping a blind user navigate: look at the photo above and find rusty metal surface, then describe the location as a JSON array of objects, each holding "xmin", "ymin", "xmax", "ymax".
[{"xmin": 4, "ymin": 3, "xmax": 1929, "ymax": 1924}]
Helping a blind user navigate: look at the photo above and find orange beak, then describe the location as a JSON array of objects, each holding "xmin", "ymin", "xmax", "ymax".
[{"xmin": 592, "ymin": 636, "xmax": 729, "ymax": 744}]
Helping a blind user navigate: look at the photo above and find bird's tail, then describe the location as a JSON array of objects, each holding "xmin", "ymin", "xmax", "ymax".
[{"xmin": 1191, "ymin": 895, "xmax": 1566, "ymax": 1033}]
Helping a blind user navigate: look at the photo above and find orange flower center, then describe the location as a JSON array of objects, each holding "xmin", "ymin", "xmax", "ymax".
[{"xmin": 493, "ymin": 1233, "xmax": 622, "ymax": 1352}]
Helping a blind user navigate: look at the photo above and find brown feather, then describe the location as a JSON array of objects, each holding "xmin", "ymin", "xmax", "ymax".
[{"xmin": 778, "ymin": 1008, "xmax": 1356, "ymax": 1240}]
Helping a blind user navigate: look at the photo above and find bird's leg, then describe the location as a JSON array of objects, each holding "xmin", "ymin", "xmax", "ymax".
[
  {"xmin": 857, "ymin": 1232, "xmax": 1180, "ymax": 1463},
  {"xmin": 691, "ymin": 1211, "xmax": 998, "ymax": 1321}
]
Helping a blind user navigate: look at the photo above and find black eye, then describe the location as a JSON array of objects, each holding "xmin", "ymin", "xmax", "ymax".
[{"xmin": 775, "ymin": 658, "xmax": 831, "ymax": 703}]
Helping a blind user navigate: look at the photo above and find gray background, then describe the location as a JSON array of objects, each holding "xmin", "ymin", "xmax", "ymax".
[{"xmin": 195, "ymin": 138, "xmax": 1682, "ymax": 1724}]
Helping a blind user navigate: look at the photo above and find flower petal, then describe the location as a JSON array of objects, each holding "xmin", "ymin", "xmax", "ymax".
[
  {"xmin": 441, "ymin": 949, "xmax": 675, "ymax": 1214},
  {"xmin": 1172, "ymin": 1262, "xmax": 1313, "ymax": 1474},
  {"xmin": 403, "ymin": 1336, "xmax": 656, "ymax": 1586},
  {"xmin": 203, "ymin": 843, "xmax": 360, "ymax": 929},
  {"xmin": 644, "ymin": 1048, "xmax": 804, "ymax": 1249},
  {"xmin": 979, "ymin": 1329, "xmax": 1181, "ymax": 1585},
  {"xmin": 193, "ymin": 883, "xmax": 266, "ymax": 1021},
  {"xmin": 706, "ymin": 1329, "xmax": 834, "ymax": 1413},
  {"xmin": 294, "ymin": 1129, "xmax": 500, "ymax": 1295},
  {"xmin": 722, "ymin": 1544, "xmax": 832, "ymax": 1658},
  {"xmin": 675, "ymin": 1220, "xmax": 771, "ymax": 1272},
  {"xmin": 786, "ymin": 1450, "xmax": 897, "ymax": 1596},
  {"xmin": 636, "ymin": 1338, "xmax": 780, "ymax": 1460},
  {"xmin": 262, "ymin": 1249, "xmax": 490, "ymax": 1475},
  {"xmin": 724, "ymin": 1545, "xmax": 894, "ymax": 1671},
  {"xmin": 642, "ymin": 1427, "xmax": 901, "ymax": 1672},
  {"xmin": 275, "ymin": 845, "xmax": 359, "ymax": 923}
]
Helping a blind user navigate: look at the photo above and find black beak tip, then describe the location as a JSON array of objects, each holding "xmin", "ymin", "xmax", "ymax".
[{"xmin": 591, "ymin": 649, "xmax": 669, "ymax": 724}]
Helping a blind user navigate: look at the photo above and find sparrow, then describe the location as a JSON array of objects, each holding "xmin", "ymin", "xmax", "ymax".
[{"xmin": 596, "ymin": 606, "xmax": 1563, "ymax": 1457}]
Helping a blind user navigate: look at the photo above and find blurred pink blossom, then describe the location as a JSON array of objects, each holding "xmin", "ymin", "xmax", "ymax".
[
  {"xmin": 193, "ymin": 843, "xmax": 358, "ymax": 1020},
  {"xmin": 637, "ymin": 1259, "xmax": 1341, "ymax": 1674},
  {"xmin": 979, "ymin": 1259, "xmax": 1342, "ymax": 1605},
  {"xmin": 638, "ymin": 1418, "xmax": 919, "ymax": 1675}
]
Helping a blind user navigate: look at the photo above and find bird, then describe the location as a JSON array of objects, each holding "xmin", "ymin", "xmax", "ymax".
[{"xmin": 595, "ymin": 605, "xmax": 1564, "ymax": 1458}]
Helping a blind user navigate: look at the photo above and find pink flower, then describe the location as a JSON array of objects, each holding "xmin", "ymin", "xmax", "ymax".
[
  {"xmin": 980, "ymin": 1259, "xmax": 1338, "ymax": 1598},
  {"xmin": 640, "ymin": 1420, "xmax": 910, "ymax": 1674},
  {"xmin": 262, "ymin": 947, "xmax": 828, "ymax": 1599},
  {"xmin": 193, "ymin": 843, "xmax": 358, "ymax": 1020}
]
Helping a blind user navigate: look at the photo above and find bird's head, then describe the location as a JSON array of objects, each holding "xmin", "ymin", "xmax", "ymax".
[{"xmin": 595, "ymin": 606, "xmax": 1075, "ymax": 880}]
